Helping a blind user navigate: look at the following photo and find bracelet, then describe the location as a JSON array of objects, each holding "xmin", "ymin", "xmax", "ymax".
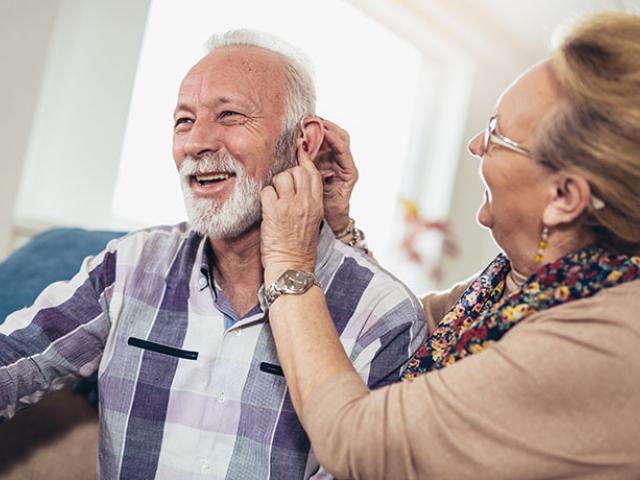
[
  {"xmin": 347, "ymin": 226, "xmax": 365, "ymax": 247},
  {"xmin": 334, "ymin": 217, "xmax": 368, "ymax": 252},
  {"xmin": 334, "ymin": 218, "xmax": 355, "ymax": 239}
]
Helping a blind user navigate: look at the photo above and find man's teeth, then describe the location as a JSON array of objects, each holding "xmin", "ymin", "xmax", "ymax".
[{"xmin": 195, "ymin": 173, "xmax": 232, "ymax": 183}]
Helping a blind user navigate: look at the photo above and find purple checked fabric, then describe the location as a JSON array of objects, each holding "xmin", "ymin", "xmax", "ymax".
[{"xmin": 0, "ymin": 223, "xmax": 426, "ymax": 479}]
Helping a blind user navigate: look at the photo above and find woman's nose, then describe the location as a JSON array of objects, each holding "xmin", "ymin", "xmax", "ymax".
[{"xmin": 467, "ymin": 131, "xmax": 484, "ymax": 159}]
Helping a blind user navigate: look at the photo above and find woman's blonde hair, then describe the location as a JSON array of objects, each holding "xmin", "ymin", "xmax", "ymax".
[{"xmin": 534, "ymin": 12, "xmax": 640, "ymax": 255}]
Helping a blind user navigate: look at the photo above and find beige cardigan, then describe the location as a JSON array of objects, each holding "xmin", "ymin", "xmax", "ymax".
[{"xmin": 303, "ymin": 278, "xmax": 640, "ymax": 479}]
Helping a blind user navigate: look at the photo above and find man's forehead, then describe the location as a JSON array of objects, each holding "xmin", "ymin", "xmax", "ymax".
[
  {"xmin": 177, "ymin": 45, "xmax": 287, "ymax": 108},
  {"xmin": 185, "ymin": 46, "xmax": 286, "ymax": 86}
]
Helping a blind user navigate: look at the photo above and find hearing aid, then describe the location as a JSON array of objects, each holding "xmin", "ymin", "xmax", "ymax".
[{"xmin": 298, "ymin": 117, "xmax": 310, "ymax": 154}]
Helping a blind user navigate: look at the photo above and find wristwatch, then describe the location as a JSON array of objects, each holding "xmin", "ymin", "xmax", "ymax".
[{"xmin": 265, "ymin": 269, "xmax": 319, "ymax": 307}]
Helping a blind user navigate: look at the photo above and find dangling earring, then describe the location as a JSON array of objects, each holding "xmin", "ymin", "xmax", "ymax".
[{"xmin": 534, "ymin": 226, "xmax": 549, "ymax": 265}]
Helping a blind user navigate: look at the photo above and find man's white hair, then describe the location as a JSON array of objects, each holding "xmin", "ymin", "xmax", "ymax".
[{"xmin": 204, "ymin": 29, "xmax": 316, "ymax": 136}]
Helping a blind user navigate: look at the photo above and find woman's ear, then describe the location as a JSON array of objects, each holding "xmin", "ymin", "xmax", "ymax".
[
  {"xmin": 542, "ymin": 173, "xmax": 592, "ymax": 227},
  {"xmin": 297, "ymin": 116, "xmax": 325, "ymax": 161}
]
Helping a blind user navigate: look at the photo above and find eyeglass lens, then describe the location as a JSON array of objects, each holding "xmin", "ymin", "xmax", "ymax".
[{"xmin": 483, "ymin": 116, "xmax": 497, "ymax": 154}]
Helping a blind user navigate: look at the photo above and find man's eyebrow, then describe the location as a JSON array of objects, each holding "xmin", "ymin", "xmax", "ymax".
[
  {"xmin": 173, "ymin": 103, "xmax": 193, "ymax": 116},
  {"xmin": 212, "ymin": 96, "xmax": 247, "ymax": 108},
  {"xmin": 173, "ymin": 96, "xmax": 244, "ymax": 116}
]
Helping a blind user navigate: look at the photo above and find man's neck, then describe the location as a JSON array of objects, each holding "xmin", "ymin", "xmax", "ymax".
[{"xmin": 209, "ymin": 225, "xmax": 264, "ymax": 319}]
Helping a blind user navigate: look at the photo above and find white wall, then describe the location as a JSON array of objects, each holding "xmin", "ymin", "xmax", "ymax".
[
  {"xmin": 0, "ymin": 0, "xmax": 62, "ymax": 257},
  {"xmin": 13, "ymin": 0, "xmax": 150, "ymax": 234}
]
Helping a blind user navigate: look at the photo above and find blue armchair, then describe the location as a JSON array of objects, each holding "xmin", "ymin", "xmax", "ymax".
[{"xmin": 0, "ymin": 228, "xmax": 125, "ymax": 320}]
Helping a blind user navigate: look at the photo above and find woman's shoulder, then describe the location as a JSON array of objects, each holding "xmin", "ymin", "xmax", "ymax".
[
  {"xmin": 521, "ymin": 279, "xmax": 640, "ymax": 356},
  {"xmin": 543, "ymin": 279, "xmax": 640, "ymax": 318}
]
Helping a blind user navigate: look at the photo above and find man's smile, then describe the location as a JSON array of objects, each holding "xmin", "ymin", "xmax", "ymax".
[
  {"xmin": 194, "ymin": 172, "xmax": 235, "ymax": 185},
  {"xmin": 190, "ymin": 171, "xmax": 237, "ymax": 198}
]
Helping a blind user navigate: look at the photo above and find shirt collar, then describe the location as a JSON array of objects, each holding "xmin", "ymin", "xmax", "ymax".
[
  {"xmin": 314, "ymin": 221, "xmax": 336, "ymax": 274},
  {"xmin": 255, "ymin": 221, "xmax": 335, "ymax": 307},
  {"xmin": 198, "ymin": 220, "xmax": 335, "ymax": 299},
  {"xmin": 198, "ymin": 238, "xmax": 215, "ymax": 292}
]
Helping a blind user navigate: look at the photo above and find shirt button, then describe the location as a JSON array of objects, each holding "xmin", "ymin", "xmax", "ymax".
[
  {"xmin": 233, "ymin": 329, "xmax": 242, "ymax": 337},
  {"xmin": 202, "ymin": 462, "xmax": 211, "ymax": 471},
  {"xmin": 217, "ymin": 391, "xmax": 225, "ymax": 404},
  {"xmin": 198, "ymin": 277, "xmax": 207, "ymax": 288}
]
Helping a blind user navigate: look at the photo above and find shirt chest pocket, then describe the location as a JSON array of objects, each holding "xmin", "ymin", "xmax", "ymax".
[
  {"xmin": 127, "ymin": 337, "xmax": 199, "ymax": 360},
  {"xmin": 122, "ymin": 337, "xmax": 202, "ymax": 390}
]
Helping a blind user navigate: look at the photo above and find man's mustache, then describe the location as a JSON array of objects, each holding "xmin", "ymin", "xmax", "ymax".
[{"xmin": 179, "ymin": 153, "xmax": 243, "ymax": 177}]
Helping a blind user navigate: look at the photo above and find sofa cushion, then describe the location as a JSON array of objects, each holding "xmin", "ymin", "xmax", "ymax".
[{"xmin": 0, "ymin": 228, "xmax": 125, "ymax": 321}]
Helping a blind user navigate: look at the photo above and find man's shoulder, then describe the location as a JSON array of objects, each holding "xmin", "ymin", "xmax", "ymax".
[
  {"xmin": 114, "ymin": 222, "xmax": 193, "ymax": 245},
  {"xmin": 323, "ymin": 237, "xmax": 424, "ymax": 316},
  {"xmin": 323, "ymin": 238, "xmax": 427, "ymax": 375},
  {"xmin": 109, "ymin": 222, "xmax": 202, "ymax": 267}
]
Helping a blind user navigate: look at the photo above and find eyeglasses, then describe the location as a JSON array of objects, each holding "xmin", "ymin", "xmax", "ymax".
[
  {"xmin": 483, "ymin": 115, "xmax": 531, "ymax": 157},
  {"xmin": 480, "ymin": 115, "xmax": 606, "ymax": 210}
]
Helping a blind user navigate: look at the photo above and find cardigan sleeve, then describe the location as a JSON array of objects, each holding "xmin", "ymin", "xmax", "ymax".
[{"xmin": 302, "ymin": 281, "xmax": 640, "ymax": 479}]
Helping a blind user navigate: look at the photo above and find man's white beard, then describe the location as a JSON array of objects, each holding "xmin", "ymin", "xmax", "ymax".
[{"xmin": 179, "ymin": 136, "xmax": 295, "ymax": 239}]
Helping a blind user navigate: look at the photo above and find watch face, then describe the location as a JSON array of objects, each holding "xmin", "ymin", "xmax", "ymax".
[
  {"xmin": 288, "ymin": 271, "xmax": 309, "ymax": 288},
  {"xmin": 277, "ymin": 270, "xmax": 314, "ymax": 293},
  {"xmin": 266, "ymin": 269, "xmax": 317, "ymax": 306}
]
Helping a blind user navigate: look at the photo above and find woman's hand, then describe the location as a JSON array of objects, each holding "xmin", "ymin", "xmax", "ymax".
[
  {"xmin": 260, "ymin": 141, "xmax": 325, "ymax": 284},
  {"xmin": 314, "ymin": 119, "xmax": 358, "ymax": 234},
  {"xmin": 261, "ymin": 139, "xmax": 357, "ymax": 417}
]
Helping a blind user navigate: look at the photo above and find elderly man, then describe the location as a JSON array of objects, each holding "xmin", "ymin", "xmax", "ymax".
[{"xmin": 0, "ymin": 30, "xmax": 426, "ymax": 479}]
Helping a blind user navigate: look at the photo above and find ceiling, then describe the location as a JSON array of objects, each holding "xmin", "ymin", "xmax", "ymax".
[
  {"xmin": 472, "ymin": 0, "xmax": 639, "ymax": 55},
  {"xmin": 354, "ymin": 0, "xmax": 639, "ymax": 69}
]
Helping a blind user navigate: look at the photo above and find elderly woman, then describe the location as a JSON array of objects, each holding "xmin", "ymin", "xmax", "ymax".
[{"xmin": 259, "ymin": 12, "xmax": 640, "ymax": 479}]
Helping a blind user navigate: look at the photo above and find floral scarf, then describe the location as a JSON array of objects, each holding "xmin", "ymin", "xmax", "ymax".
[{"xmin": 402, "ymin": 245, "xmax": 640, "ymax": 380}]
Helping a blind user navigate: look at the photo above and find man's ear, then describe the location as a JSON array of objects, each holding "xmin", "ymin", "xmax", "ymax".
[
  {"xmin": 297, "ymin": 116, "xmax": 324, "ymax": 160},
  {"xmin": 542, "ymin": 173, "xmax": 592, "ymax": 227}
]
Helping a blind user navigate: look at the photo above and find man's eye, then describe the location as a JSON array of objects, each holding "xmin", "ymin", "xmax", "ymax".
[
  {"xmin": 219, "ymin": 111, "xmax": 242, "ymax": 119},
  {"xmin": 174, "ymin": 118, "xmax": 192, "ymax": 128}
]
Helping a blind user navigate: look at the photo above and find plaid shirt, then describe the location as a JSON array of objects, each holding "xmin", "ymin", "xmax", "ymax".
[{"xmin": 0, "ymin": 222, "xmax": 426, "ymax": 479}]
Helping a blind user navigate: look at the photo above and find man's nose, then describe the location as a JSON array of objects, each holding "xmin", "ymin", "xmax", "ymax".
[
  {"xmin": 184, "ymin": 119, "xmax": 223, "ymax": 158},
  {"xmin": 467, "ymin": 131, "xmax": 483, "ymax": 159}
]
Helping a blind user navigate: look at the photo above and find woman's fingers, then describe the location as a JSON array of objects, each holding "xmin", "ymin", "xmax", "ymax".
[
  {"xmin": 322, "ymin": 118, "xmax": 350, "ymax": 143},
  {"xmin": 270, "ymin": 155, "xmax": 322, "ymax": 206},
  {"xmin": 290, "ymin": 165, "xmax": 310, "ymax": 195},
  {"xmin": 260, "ymin": 185, "xmax": 278, "ymax": 204},
  {"xmin": 296, "ymin": 145, "xmax": 324, "ymax": 200},
  {"xmin": 272, "ymin": 170, "xmax": 295, "ymax": 197},
  {"xmin": 321, "ymin": 120, "xmax": 351, "ymax": 152},
  {"xmin": 304, "ymin": 118, "xmax": 356, "ymax": 234},
  {"xmin": 318, "ymin": 120, "xmax": 357, "ymax": 180}
]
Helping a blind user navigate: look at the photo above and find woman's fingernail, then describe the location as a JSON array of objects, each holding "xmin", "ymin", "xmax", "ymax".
[{"xmin": 303, "ymin": 142, "xmax": 309, "ymax": 152}]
